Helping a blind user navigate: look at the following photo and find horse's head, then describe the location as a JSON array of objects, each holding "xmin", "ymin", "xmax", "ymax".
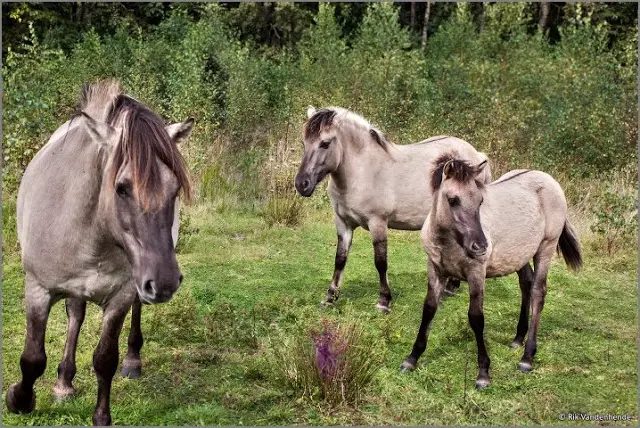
[
  {"xmin": 295, "ymin": 106, "xmax": 344, "ymax": 197},
  {"xmin": 432, "ymin": 157, "xmax": 489, "ymax": 259},
  {"xmin": 82, "ymin": 85, "xmax": 194, "ymax": 303}
]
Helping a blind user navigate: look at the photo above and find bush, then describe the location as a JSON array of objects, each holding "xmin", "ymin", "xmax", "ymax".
[
  {"xmin": 2, "ymin": 2, "xmax": 636, "ymax": 211},
  {"xmin": 273, "ymin": 318, "xmax": 380, "ymax": 406},
  {"xmin": 590, "ymin": 189, "xmax": 637, "ymax": 255}
]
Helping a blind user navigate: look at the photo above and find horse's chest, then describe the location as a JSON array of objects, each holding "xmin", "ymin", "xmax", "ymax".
[
  {"xmin": 51, "ymin": 267, "xmax": 134, "ymax": 305},
  {"xmin": 330, "ymin": 195, "xmax": 371, "ymax": 228},
  {"xmin": 432, "ymin": 249, "xmax": 469, "ymax": 280}
]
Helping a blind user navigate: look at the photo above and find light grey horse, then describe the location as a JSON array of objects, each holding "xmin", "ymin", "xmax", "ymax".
[
  {"xmin": 294, "ymin": 106, "xmax": 491, "ymax": 311},
  {"xmin": 6, "ymin": 80, "xmax": 194, "ymax": 425},
  {"xmin": 401, "ymin": 157, "xmax": 582, "ymax": 388},
  {"xmin": 55, "ymin": 178, "xmax": 182, "ymax": 393}
]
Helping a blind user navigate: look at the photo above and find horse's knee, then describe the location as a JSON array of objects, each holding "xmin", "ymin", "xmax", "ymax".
[
  {"xmin": 20, "ymin": 352, "xmax": 47, "ymax": 380},
  {"xmin": 93, "ymin": 348, "xmax": 118, "ymax": 379}
]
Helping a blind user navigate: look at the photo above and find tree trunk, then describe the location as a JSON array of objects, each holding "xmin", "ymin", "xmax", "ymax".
[
  {"xmin": 421, "ymin": 1, "xmax": 431, "ymax": 51},
  {"xmin": 539, "ymin": 2, "xmax": 550, "ymax": 32},
  {"xmin": 479, "ymin": 2, "xmax": 486, "ymax": 33},
  {"xmin": 410, "ymin": 2, "xmax": 416, "ymax": 30}
]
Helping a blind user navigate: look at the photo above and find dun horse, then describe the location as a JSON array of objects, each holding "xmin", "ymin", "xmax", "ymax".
[
  {"xmin": 295, "ymin": 106, "xmax": 491, "ymax": 311},
  {"xmin": 6, "ymin": 80, "xmax": 194, "ymax": 425},
  {"xmin": 401, "ymin": 157, "xmax": 582, "ymax": 388},
  {"xmin": 58, "ymin": 200, "xmax": 181, "ymax": 387}
]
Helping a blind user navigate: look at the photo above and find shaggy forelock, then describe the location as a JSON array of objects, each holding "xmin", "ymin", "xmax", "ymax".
[{"xmin": 431, "ymin": 154, "xmax": 482, "ymax": 192}]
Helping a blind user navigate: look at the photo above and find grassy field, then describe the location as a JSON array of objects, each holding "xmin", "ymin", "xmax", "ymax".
[{"xmin": 2, "ymin": 203, "xmax": 638, "ymax": 425}]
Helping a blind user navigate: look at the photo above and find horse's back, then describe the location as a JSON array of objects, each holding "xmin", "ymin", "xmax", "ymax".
[{"xmin": 484, "ymin": 170, "xmax": 568, "ymax": 276}]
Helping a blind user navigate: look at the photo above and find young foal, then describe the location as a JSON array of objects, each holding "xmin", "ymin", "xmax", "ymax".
[
  {"xmin": 295, "ymin": 106, "xmax": 491, "ymax": 312},
  {"xmin": 401, "ymin": 157, "xmax": 582, "ymax": 388},
  {"xmin": 7, "ymin": 80, "xmax": 193, "ymax": 425}
]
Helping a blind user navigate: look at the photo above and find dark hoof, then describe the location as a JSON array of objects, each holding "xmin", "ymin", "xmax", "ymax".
[
  {"xmin": 92, "ymin": 411, "xmax": 112, "ymax": 426},
  {"xmin": 320, "ymin": 299, "xmax": 336, "ymax": 308},
  {"xmin": 518, "ymin": 361, "xmax": 533, "ymax": 372},
  {"xmin": 121, "ymin": 360, "xmax": 142, "ymax": 379},
  {"xmin": 400, "ymin": 359, "xmax": 416, "ymax": 373},
  {"xmin": 475, "ymin": 378, "xmax": 491, "ymax": 390},
  {"xmin": 53, "ymin": 381, "xmax": 77, "ymax": 401},
  {"xmin": 6, "ymin": 383, "xmax": 35, "ymax": 414},
  {"xmin": 375, "ymin": 303, "xmax": 391, "ymax": 313},
  {"xmin": 509, "ymin": 340, "xmax": 524, "ymax": 349}
]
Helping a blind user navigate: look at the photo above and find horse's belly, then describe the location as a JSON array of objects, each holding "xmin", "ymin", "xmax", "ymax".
[
  {"xmin": 486, "ymin": 240, "xmax": 541, "ymax": 277},
  {"xmin": 330, "ymin": 189, "xmax": 428, "ymax": 231},
  {"xmin": 388, "ymin": 210, "xmax": 427, "ymax": 231}
]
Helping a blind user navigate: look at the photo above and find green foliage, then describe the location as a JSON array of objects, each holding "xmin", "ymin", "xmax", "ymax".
[
  {"xmin": 590, "ymin": 190, "xmax": 638, "ymax": 255},
  {"xmin": 2, "ymin": 2, "xmax": 636, "ymax": 213}
]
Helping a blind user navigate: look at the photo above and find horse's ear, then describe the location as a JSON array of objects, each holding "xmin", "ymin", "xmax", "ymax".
[
  {"xmin": 475, "ymin": 154, "xmax": 492, "ymax": 183},
  {"xmin": 369, "ymin": 128, "xmax": 387, "ymax": 150},
  {"xmin": 166, "ymin": 118, "xmax": 194, "ymax": 144},
  {"xmin": 442, "ymin": 160, "xmax": 454, "ymax": 179},
  {"xmin": 81, "ymin": 111, "xmax": 118, "ymax": 145},
  {"xmin": 306, "ymin": 105, "xmax": 316, "ymax": 119}
]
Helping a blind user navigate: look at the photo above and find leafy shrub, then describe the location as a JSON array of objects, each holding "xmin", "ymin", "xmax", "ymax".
[
  {"xmin": 590, "ymin": 189, "xmax": 637, "ymax": 255},
  {"xmin": 2, "ymin": 2, "xmax": 636, "ymax": 212},
  {"xmin": 273, "ymin": 318, "xmax": 380, "ymax": 406}
]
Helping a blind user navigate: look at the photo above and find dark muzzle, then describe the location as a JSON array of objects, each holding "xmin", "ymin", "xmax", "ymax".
[{"xmin": 294, "ymin": 173, "xmax": 315, "ymax": 197}]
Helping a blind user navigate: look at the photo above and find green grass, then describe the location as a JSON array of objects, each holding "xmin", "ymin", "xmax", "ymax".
[{"xmin": 2, "ymin": 204, "xmax": 638, "ymax": 425}]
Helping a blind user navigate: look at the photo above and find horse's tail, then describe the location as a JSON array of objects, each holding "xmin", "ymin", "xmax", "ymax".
[{"xmin": 558, "ymin": 220, "xmax": 582, "ymax": 272}]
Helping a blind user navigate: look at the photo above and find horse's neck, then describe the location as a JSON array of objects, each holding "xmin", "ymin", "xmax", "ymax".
[{"xmin": 331, "ymin": 129, "xmax": 389, "ymax": 191}]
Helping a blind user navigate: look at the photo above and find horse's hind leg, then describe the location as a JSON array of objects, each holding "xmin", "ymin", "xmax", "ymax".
[
  {"xmin": 6, "ymin": 282, "xmax": 53, "ymax": 414},
  {"xmin": 444, "ymin": 278, "xmax": 461, "ymax": 296},
  {"xmin": 121, "ymin": 296, "xmax": 143, "ymax": 378},
  {"xmin": 369, "ymin": 219, "xmax": 391, "ymax": 312},
  {"xmin": 92, "ymin": 301, "xmax": 129, "ymax": 426},
  {"xmin": 324, "ymin": 216, "xmax": 354, "ymax": 305},
  {"xmin": 510, "ymin": 263, "xmax": 533, "ymax": 348},
  {"xmin": 519, "ymin": 243, "xmax": 554, "ymax": 372},
  {"xmin": 54, "ymin": 298, "xmax": 87, "ymax": 399}
]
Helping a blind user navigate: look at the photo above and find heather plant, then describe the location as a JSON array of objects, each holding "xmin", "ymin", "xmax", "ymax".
[{"xmin": 274, "ymin": 318, "xmax": 381, "ymax": 406}]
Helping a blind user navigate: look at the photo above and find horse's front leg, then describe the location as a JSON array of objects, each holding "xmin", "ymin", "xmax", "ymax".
[
  {"xmin": 54, "ymin": 298, "xmax": 87, "ymax": 399},
  {"xmin": 369, "ymin": 218, "xmax": 392, "ymax": 312},
  {"xmin": 92, "ymin": 301, "xmax": 129, "ymax": 426},
  {"xmin": 324, "ymin": 216, "xmax": 354, "ymax": 305},
  {"xmin": 468, "ymin": 273, "xmax": 491, "ymax": 389},
  {"xmin": 6, "ymin": 281, "xmax": 53, "ymax": 414},
  {"xmin": 121, "ymin": 296, "xmax": 143, "ymax": 378},
  {"xmin": 401, "ymin": 262, "xmax": 445, "ymax": 371}
]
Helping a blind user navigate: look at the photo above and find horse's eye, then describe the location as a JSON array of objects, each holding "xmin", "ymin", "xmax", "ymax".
[
  {"xmin": 448, "ymin": 196, "xmax": 460, "ymax": 207},
  {"xmin": 319, "ymin": 139, "xmax": 331, "ymax": 149},
  {"xmin": 116, "ymin": 183, "xmax": 130, "ymax": 198}
]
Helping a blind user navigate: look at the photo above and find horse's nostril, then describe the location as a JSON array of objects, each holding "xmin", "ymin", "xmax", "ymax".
[
  {"xmin": 471, "ymin": 242, "xmax": 479, "ymax": 251},
  {"xmin": 303, "ymin": 179, "xmax": 310, "ymax": 189},
  {"xmin": 178, "ymin": 274, "xmax": 184, "ymax": 284},
  {"xmin": 143, "ymin": 280, "xmax": 155, "ymax": 296}
]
